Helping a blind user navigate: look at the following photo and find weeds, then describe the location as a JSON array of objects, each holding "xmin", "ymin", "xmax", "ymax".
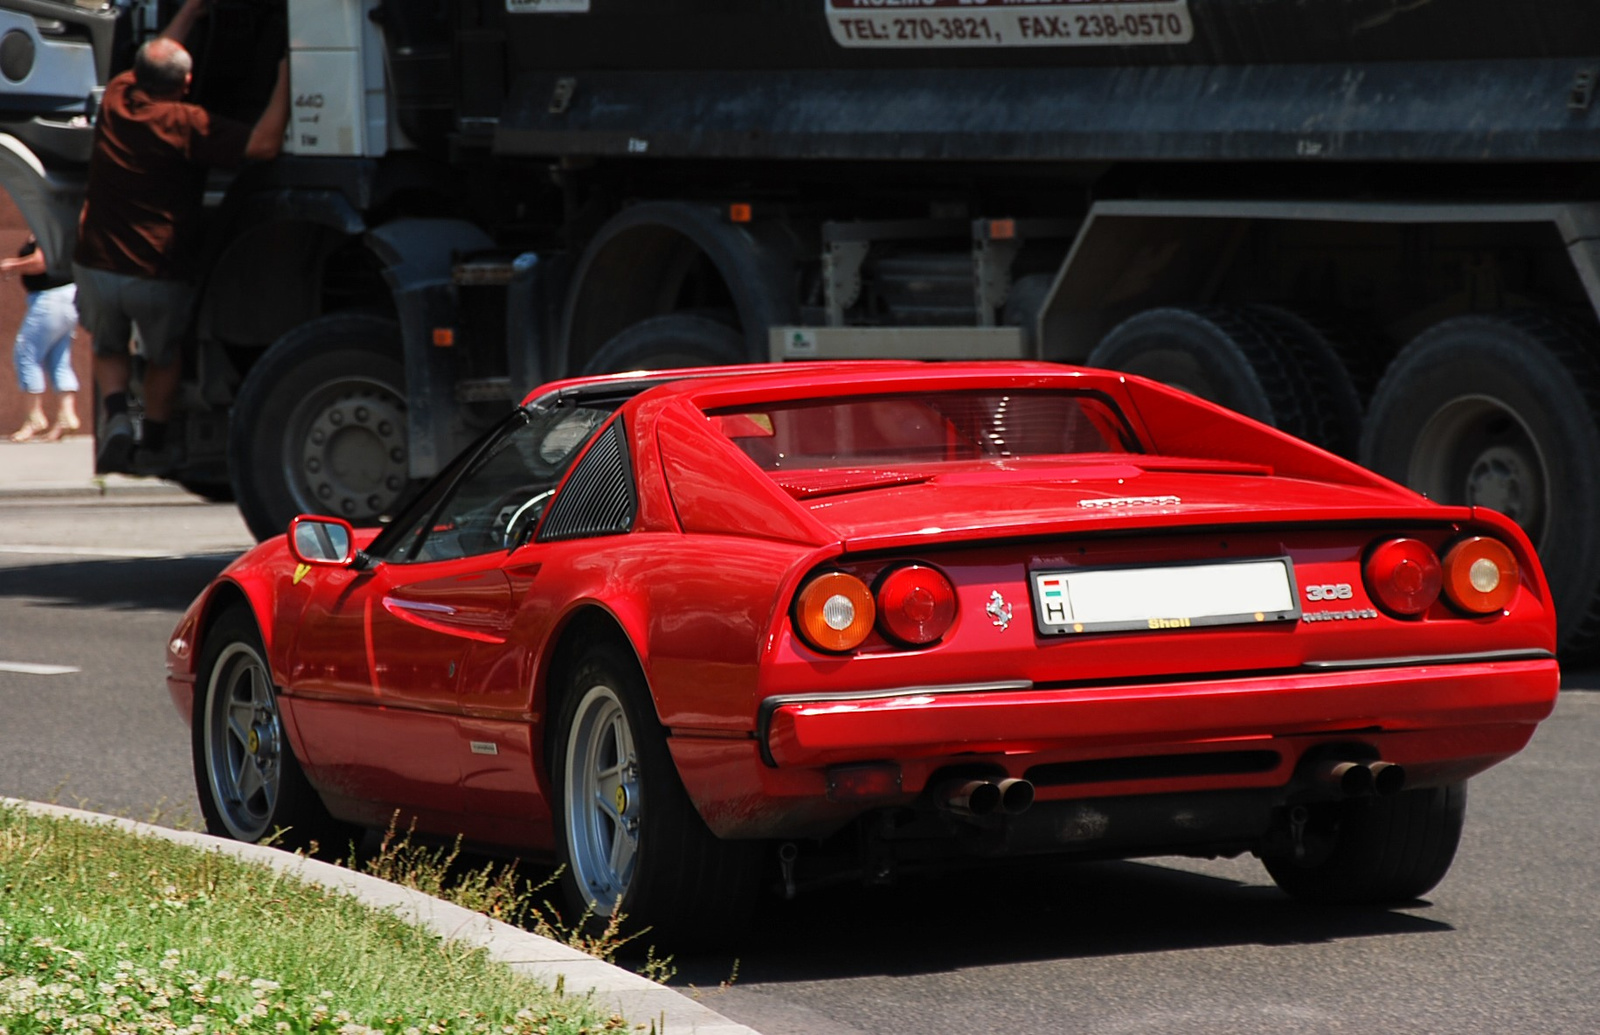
[{"xmin": 349, "ymin": 816, "xmax": 672, "ymax": 976}]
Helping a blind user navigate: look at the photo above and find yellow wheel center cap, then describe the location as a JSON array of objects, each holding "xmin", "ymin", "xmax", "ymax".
[
  {"xmin": 247, "ymin": 729, "xmax": 260, "ymax": 755},
  {"xmin": 615, "ymin": 785, "xmax": 629, "ymax": 816}
]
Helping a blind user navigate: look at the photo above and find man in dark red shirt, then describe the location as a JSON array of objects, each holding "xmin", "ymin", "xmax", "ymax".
[{"xmin": 75, "ymin": 0, "xmax": 290, "ymax": 475}]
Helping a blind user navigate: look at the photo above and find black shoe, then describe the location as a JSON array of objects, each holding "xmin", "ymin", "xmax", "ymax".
[{"xmin": 95, "ymin": 413, "xmax": 134, "ymax": 474}]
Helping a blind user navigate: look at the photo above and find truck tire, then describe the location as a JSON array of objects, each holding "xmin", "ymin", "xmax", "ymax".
[
  {"xmin": 1361, "ymin": 311, "xmax": 1600, "ymax": 656},
  {"xmin": 580, "ymin": 312, "xmax": 746, "ymax": 375},
  {"xmin": 1087, "ymin": 306, "xmax": 1359, "ymax": 454},
  {"xmin": 1244, "ymin": 305, "xmax": 1367, "ymax": 458},
  {"xmin": 551, "ymin": 641, "xmax": 761, "ymax": 947},
  {"xmin": 230, "ymin": 313, "xmax": 411, "ymax": 542},
  {"xmin": 1262, "ymin": 783, "xmax": 1467, "ymax": 905}
]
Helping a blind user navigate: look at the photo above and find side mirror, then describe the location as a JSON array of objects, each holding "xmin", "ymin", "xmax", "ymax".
[{"xmin": 288, "ymin": 515, "xmax": 358, "ymax": 567}]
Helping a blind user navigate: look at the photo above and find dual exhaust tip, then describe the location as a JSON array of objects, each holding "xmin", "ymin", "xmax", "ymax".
[
  {"xmin": 934, "ymin": 759, "xmax": 1399, "ymax": 817},
  {"xmin": 1315, "ymin": 759, "xmax": 1406, "ymax": 797},
  {"xmin": 938, "ymin": 777, "xmax": 1034, "ymax": 817}
]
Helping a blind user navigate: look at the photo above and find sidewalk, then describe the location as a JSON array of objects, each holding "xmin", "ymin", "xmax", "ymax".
[{"xmin": 0, "ymin": 434, "xmax": 187, "ymax": 498}]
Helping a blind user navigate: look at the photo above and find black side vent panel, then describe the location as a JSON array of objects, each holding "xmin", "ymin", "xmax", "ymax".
[{"xmin": 539, "ymin": 419, "xmax": 636, "ymax": 542}]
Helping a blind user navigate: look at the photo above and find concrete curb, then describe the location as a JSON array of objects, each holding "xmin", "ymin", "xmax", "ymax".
[
  {"xmin": 0, "ymin": 437, "xmax": 192, "ymax": 500},
  {"xmin": 0, "ymin": 479, "xmax": 190, "ymax": 500},
  {"xmin": 5, "ymin": 799, "xmax": 762, "ymax": 1035}
]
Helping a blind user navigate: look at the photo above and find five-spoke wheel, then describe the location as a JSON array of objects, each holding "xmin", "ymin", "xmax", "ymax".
[{"xmin": 562, "ymin": 683, "xmax": 644, "ymax": 914}]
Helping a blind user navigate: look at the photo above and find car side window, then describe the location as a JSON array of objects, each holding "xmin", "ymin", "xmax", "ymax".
[{"xmin": 384, "ymin": 402, "xmax": 613, "ymax": 564}]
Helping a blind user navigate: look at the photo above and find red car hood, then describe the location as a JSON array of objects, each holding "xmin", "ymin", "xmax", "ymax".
[{"xmin": 776, "ymin": 458, "xmax": 1445, "ymax": 553}]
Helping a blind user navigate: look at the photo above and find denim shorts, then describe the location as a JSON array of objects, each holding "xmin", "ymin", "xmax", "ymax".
[{"xmin": 72, "ymin": 263, "xmax": 196, "ymax": 367}]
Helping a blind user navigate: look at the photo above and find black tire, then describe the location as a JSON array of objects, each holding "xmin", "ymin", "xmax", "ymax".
[
  {"xmin": 1262, "ymin": 784, "xmax": 1467, "ymax": 904},
  {"xmin": 229, "ymin": 313, "xmax": 412, "ymax": 542},
  {"xmin": 580, "ymin": 312, "xmax": 747, "ymax": 375},
  {"xmin": 1087, "ymin": 306, "xmax": 1343, "ymax": 450},
  {"xmin": 193, "ymin": 605, "xmax": 349, "ymax": 854},
  {"xmin": 1244, "ymin": 305, "xmax": 1367, "ymax": 458},
  {"xmin": 550, "ymin": 641, "xmax": 760, "ymax": 948},
  {"xmin": 1361, "ymin": 311, "xmax": 1600, "ymax": 656},
  {"xmin": 1249, "ymin": 304, "xmax": 1390, "ymax": 406}
]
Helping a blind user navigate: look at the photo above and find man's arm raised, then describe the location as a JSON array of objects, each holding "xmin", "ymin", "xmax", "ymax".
[
  {"xmin": 161, "ymin": 0, "xmax": 212, "ymax": 46},
  {"xmin": 245, "ymin": 58, "xmax": 292, "ymax": 162}
]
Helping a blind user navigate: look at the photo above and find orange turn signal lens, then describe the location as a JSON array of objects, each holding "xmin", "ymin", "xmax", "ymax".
[
  {"xmin": 876, "ymin": 564, "xmax": 957, "ymax": 646},
  {"xmin": 1363, "ymin": 537, "xmax": 1442, "ymax": 617},
  {"xmin": 1441, "ymin": 536, "xmax": 1519, "ymax": 614},
  {"xmin": 795, "ymin": 571, "xmax": 876, "ymax": 653}
]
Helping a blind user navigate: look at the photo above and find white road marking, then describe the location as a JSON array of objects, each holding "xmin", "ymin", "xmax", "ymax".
[
  {"xmin": 0, "ymin": 661, "xmax": 80, "ymax": 676},
  {"xmin": 0, "ymin": 543, "xmax": 240, "ymax": 559},
  {"xmin": 0, "ymin": 544, "xmax": 187, "ymax": 559}
]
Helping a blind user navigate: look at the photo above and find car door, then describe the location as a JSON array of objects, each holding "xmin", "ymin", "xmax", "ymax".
[{"xmin": 289, "ymin": 403, "xmax": 616, "ymax": 837}]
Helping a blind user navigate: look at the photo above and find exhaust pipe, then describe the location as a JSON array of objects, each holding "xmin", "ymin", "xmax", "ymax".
[
  {"xmin": 941, "ymin": 778, "xmax": 1002, "ymax": 817},
  {"xmin": 1309, "ymin": 759, "xmax": 1406, "ymax": 797},
  {"xmin": 1366, "ymin": 760, "xmax": 1406, "ymax": 796},
  {"xmin": 996, "ymin": 778, "xmax": 1035, "ymax": 816},
  {"xmin": 1314, "ymin": 760, "xmax": 1374, "ymax": 797}
]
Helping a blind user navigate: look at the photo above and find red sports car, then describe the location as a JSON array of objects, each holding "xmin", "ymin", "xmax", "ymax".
[{"xmin": 166, "ymin": 361, "xmax": 1559, "ymax": 941}]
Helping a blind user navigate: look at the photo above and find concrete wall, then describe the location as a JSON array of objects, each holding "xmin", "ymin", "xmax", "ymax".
[{"xmin": 0, "ymin": 191, "xmax": 92, "ymax": 439}]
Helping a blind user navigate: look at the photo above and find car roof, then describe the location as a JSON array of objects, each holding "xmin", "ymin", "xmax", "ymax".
[{"xmin": 522, "ymin": 360, "xmax": 1103, "ymax": 409}]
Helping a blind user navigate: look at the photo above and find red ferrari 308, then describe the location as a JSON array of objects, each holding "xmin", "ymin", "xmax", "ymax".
[{"xmin": 167, "ymin": 361, "xmax": 1559, "ymax": 941}]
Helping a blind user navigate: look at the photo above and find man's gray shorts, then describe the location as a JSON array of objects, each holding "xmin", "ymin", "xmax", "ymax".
[{"xmin": 72, "ymin": 263, "xmax": 196, "ymax": 367}]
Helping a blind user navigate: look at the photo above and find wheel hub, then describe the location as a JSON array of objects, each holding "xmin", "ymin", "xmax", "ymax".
[
  {"xmin": 1465, "ymin": 444, "xmax": 1537, "ymax": 524},
  {"xmin": 1408, "ymin": 395, "xmax": 1549, "ymax": 548},
  {"xmin": 299, "ymin": 393, "xmax": 408, "ymax": 520}
]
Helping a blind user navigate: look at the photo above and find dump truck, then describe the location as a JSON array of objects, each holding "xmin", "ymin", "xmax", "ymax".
[{"xmin": 4, "ymin": 0, "xmax": 1600, "ymax": 653}]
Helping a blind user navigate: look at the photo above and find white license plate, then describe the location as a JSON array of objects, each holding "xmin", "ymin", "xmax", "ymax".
[{"xmin": 1031, "ymin": 558, "xmax": 1299, "ymax": 635}]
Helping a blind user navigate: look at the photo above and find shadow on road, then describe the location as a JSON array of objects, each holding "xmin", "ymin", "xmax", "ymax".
[
  {"xmin": 0, "ymin": 554, "xmax": 237, "ymax": 612},
  {"xmin": 666, "ymin": 857, "xmax": 1451, "ymax": 984}
]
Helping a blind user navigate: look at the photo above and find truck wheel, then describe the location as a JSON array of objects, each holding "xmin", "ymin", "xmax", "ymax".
[
  {"xmin": 230, "ymin": 314, "xmax": 411, "ymax": 542},
  {"xmin": 1087, "ymin": 306, "xmax": 1357, "ymax": 454},
  {"xmin": 1244, "ymin": 305, "xmax": 1367, "ymax": 458},
  {"xmin": 1262, "ymin": 783, "xmax": 1466, "ymax": 904},
  {"xmin": 551, "ymin": 641, "xmax": 760, "ymax": 947},
  {"xmin": 1361, "ymin": 311, "xmax": 1600, "ymax": 655},
  {"xmin": 194, "ymin": 604, "xmax": 349, "ymax": 855},
  {"xmin": 580, "ymin": 312, "xmax": 746, "ymax": 375}
]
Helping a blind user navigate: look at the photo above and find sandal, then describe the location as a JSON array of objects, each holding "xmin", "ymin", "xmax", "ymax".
[
  {"xmin": 8, "ymin": 413, "xmax": 49, "ymax": 443},
  {"xmin": 42, "ymin": 414, "xmax": 81, "ymax": 441}
]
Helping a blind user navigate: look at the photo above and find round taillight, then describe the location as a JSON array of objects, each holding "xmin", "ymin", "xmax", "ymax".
[
  {"xmin": 876, "ymin": 564, "xmax": 958, "ymax": 646},
  {"xmin": 1363, "ymin": 538, "xmax": 1442, "ymax": 617},
  {"xmin": 795, "ymin": 571, "xmax": 876, "ymax": 653},
  {"xmin": 1441, "ymin": 536, "xmax": 1519, "ymax": 614}
]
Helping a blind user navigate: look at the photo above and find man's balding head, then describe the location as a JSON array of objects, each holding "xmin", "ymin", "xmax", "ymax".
[{"xmin": 133, "ymin": 37, "xmax": 192, "ymax": 97}]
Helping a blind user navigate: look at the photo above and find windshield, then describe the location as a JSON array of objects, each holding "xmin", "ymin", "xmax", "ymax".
[{"xmin": 705, "ymin": 390, "xmax": 1140, "ymax": 472}]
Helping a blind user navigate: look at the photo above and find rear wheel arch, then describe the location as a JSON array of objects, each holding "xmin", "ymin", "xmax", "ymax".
[
  {"xmin": 562, "ymin": 201, "xmax": 798, "ymax": 376},
  {"xmin": 543, "ymin": 610, "xmax": 760, "ymax": 943},
  {"xmin": 540, "ymin": 606, "xmax": 653, "ymax": 759}
]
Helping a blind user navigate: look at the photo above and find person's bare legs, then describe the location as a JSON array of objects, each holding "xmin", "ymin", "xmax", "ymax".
[
  {"xmin": 46, "ymin": 390, "xmax": 80, "ymax": 438},
  {"xmin": 9, "ymin": 394, "xmax": 47, "ymax": 441}
]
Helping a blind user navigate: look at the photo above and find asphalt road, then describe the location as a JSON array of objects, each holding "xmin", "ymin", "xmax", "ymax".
[{"xmin": 1, "ymin": 492, "xmax": 1596, "ymax": 1034}]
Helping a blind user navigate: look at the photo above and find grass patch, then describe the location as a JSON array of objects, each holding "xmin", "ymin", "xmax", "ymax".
[{"xmin": 0, "ymin": 805, "xmax": 634, "ymax": 1034}]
